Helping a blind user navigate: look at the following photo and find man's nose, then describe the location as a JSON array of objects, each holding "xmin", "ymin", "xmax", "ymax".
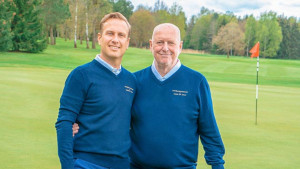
[
  {"xmin": 162, "ymin": 42, "xmax": 169, "ymax": 51},
  {"xmin": 111, "ymin": 35, "xmax": 119, "ymax": 43}
]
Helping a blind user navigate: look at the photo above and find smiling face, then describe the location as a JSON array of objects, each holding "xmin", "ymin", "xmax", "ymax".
[
  {"xmin": 98, "ymin": 18, "xmax": 130, "ymax": 66},
  {"xmin": 150, "ymin": 24, "xmax": 183, "ymax": 71}
]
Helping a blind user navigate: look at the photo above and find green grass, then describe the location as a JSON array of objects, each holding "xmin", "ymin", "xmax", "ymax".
[{"xmin": 0, "ymin": 38, "xmax": 300, "ymax": 169}]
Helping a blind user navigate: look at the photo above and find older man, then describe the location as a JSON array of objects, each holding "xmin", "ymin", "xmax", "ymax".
[
  {"xmin": 129, "ymin": 23, "xmax": 225, "ymax": 169},
  {"xmin": 72, "ymin": 23, "xmax": 225, "ymax": 169},
  {"xmin": 56, "ymin": 12, "xmax": 135, "ymax": 169}
]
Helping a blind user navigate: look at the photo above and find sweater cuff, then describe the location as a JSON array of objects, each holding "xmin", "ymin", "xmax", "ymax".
[{"xmin": 212, "ymin": 164, "xmax": 224, "ymax": 169}]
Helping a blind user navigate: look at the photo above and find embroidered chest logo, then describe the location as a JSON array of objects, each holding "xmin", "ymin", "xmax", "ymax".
[
  {"xmin": 172, "ymin": 90, "xmax": 188, "ymax": 96},
  {"xmin": 125, "ymin": 86, "xmax": 134, "ymax": 93}
]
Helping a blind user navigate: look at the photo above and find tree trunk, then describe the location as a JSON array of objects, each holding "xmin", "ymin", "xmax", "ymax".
[
  {"xmin": 246, "ymin": 39, "xmax": 250, "ymax": 57},
  {"xmin": 54, "ymin": 26, "xmax": 56, "ymax": 45},
  {"xmin": 64, "ymin": 23, "xmax": 68, "ymax": 41},
  {"xmin": 264, "ymin": 36, "xmax": 267, "ymax": 58},
  {"xmin": 50, "ymin": 26, "xmax": 54, "ymax": 45},
  {"xmin": 65, "ymin": 25, "xmax": 67, "ymax": 41},
  {"xmin": 92, "ymin": 20, "xmax": 96, "ymax": 49},
  {"xmin": 227, "ymin": 50, "xmax": 229, "ymax": 58},
  {"xmin": 85, "ymin": 1, "xmax": 89, "ymax": 49},
  {"xmin": 56, "ymin": 26, "xmax": 59, "ymax": 38},
  {"xmin": 74, "ymin": 0, "xmax": 78, "ymax": 48},
  {"xmin": 46, "ymin": 25, "xmax": 49, "ymax": 44}
]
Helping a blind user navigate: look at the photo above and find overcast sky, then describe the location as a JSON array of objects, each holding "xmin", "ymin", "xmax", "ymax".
[{"xmin": 130, "ymin": 0, "xmax": 300, "ymax": 20}]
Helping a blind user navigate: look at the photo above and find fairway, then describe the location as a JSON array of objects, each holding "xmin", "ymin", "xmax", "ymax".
[{"xmin": 0, "ymin": 39, "xmax": 300, "ymax": 169}]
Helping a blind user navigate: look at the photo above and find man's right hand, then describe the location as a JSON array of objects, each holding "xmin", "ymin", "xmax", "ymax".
[{"xmin": 72, "ymin": 123, "xmax": 79, "ymax": 137}]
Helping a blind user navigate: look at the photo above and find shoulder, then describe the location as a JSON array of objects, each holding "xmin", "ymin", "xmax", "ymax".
[
  {"xmin": 133, "ymin": 66, "xmax": 151, "ymax": 78},
  {"xmin": 66, "ymin": 60, "xmax": 96, "ymax": 82},
  {"xmin": 180, "ymin": 65, "xmax": 207, "ymax": 82},
  {"xmin": 73, "ymin": 60, "xmax": 95, "ymax": 73},
  {"xmin": 122, "ymin": 67, "xmax": 137, "ymax": 81}
]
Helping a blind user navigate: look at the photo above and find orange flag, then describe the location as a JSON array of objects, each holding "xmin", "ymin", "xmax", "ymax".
[{"xmin": 249, "ymin": 42, "xmax": 260, "ymax": 58}]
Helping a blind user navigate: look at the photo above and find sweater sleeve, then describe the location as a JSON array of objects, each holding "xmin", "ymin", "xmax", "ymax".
[
  {"xmin": 55, "ymin": 69, "xmax": 87, "ymax": 169},
  {"xmin": 197, "ymin": 78, "xmax": 225, "ymax": 169}
]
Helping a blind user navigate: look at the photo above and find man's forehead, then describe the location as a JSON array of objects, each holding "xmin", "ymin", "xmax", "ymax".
[
  {"xmin": 153, "ymin": 30, "xmax": 180, "ymax": 41},
  {"xmin": 103, "ymin": 19, "xmax": 128, "ymax": 29},
  {"xmin": 152, "ymin": 24, "xmax": 181, "ymax": 41},
  {"xmin": 154, "ymin": 25, "xmax": 177, "ymax": 34},
  {"xmin": 102, "ymin": 20, "xmax": 128, "ymax": 35}
]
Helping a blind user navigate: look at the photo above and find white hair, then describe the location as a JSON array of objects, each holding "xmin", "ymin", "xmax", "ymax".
[{"xmin": 152, "ymin": 23, "xmax": 181, "ymax": 41}]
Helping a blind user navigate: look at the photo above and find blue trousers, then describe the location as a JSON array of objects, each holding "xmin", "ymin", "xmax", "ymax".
[{"xmin": 74, "ymin": 159, "xmax": 110, "ymax": 169}]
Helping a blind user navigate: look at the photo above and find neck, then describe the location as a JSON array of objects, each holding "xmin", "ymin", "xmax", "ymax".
[
  {"xmin": 154, "ymin": 61, "xmax": 176, "ymax": 77},
  {"xmin": 99, "ymin": 54, "xmax": 121, "ymax": 69}
]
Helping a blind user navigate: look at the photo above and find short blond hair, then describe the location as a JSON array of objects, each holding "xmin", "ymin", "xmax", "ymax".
[{"xmin": 99, "ymin": 12, "xmax": 131, "ymax": 37}]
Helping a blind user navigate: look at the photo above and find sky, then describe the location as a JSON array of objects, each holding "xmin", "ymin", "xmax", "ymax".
[{"xmin": 130, "ymin": 0, "xmax": 300, "ymax": 20}]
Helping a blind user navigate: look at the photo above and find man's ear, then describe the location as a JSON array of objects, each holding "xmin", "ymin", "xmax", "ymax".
[
  {"xmin": 149, "ymin": 39, "xmax": 153, "ymax": 51},
  {"xmin": 179, "ymin": 40, "xmax": 183, "ymax": 51},
  {"xmin": 97, "ymin": 33, "xmax": 102, "ymax": 45},
  {"xmin": 126, "ymin": 38, "xmax": 130, "ymax": 49}
]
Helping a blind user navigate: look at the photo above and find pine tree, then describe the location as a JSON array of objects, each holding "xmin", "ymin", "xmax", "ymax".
[
  {"xmin": 11, "ymin": 0, "xmax": 47, "ymax": 53},
  {"xmin": 277, "ymin": 16, "xmax": 300, "ymax": 59},
  {"xmin": 0, "ymin": 0, "xmax": 13, "ymax": 51}
]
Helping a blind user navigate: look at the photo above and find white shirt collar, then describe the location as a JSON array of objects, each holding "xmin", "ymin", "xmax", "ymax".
[
  {"xmin": 151, "ymin": 60, "xmax": 181, "ymax": 81},
  {"xmin": 95, "ymin": 54, "xmax": 121, "ymax": 75}
]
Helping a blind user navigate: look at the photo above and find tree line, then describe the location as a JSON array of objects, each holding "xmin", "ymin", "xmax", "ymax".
[{"xmin": 1, "ymin": 0, "xmax": 299, "ymax": 59}]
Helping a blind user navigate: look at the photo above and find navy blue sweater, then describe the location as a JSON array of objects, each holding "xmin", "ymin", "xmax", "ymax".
[
  {"xmin": 130, "ymin": 65, "xmax": 225, "ymax": 169},
  {"xmin": 56, "ymin": 59, "xmax": 136, "ymax": 169}
]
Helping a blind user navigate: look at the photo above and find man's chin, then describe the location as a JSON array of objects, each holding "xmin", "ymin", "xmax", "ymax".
[{"xmin": 108, "ymin": 53, "xmax": 122, "ymax": 58}]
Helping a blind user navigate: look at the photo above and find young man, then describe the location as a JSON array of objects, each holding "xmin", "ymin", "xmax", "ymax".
[
  {"xmin": 56, "ymin": 12, "xmax": 136, "ymax": 169},
  {"xmin": 129, "ymin": 23, "xmax": 225, "ymax": 169}
]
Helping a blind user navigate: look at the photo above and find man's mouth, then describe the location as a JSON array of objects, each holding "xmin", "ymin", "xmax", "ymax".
[
  {"xmin": 159, "ymin": 53, "xmax": 172, "ymax": 56},
  {"xmin": 109, "ymin": 45, "xmax": 120, "ymax": 50}
]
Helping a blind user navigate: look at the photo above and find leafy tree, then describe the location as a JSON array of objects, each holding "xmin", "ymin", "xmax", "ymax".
[
  {"xmin": 135, "ymin": 4, "xmax": 152, "ymax": 11},
  {"xmin": 277, "ymin": 16, "xmax": 300, "ymax": 59},
  {"xmin": 169, "ymin": 2, "xmax": 186, "ymax": 40},
  {"xmin": 153, "ymin": 9, "xmax": 171, "ymax": 24},
  {"xmin": 217, "ymin": 14, "xmax": 234, "ymax": 29},
  {"xmin": 256, "ymin": 11, "xmax": 282, "ymax": 58},
  {"xmin": 183, "ymin": 15, "xmax": 196, "ymax": 49},
  {"xmin": 207, "ymin": 13, "xmax": 219, "ymax": 53},
  {"xmin": 42, "ymin": 0, "xmax": 70, "ymax": 45},
  {"xmin": 110, "ymin": 0, "xmax": 134, "ymax": 19},
  {"xmin": 245, "ymin": 15, "xmax": 257, "ymax": 56},
  {"xmin": 213, "ymin": 22, "xmax": 245, "ymax": 58},
  {"xmin": 89, "ymin": 0, "xmax": 112, "ymax": 49},
  {"xmin": 198, "ymin": 7, "xmax": 213, "ymax": 16},
  {"xmin": 190, "ymin": 14, "xmax": 213, "ymax": 50},
  {"xmin": 153, "ymin": 0, "xmax": 168, "ymax": 12},
  {"xmin": 129, "ymin": 9, "xmax": 155, "ymax": 47},
  {"xmin": 0, "ymin": 0, "xmax": 14, "ymax": 51},
  {"xmin": 188, "ymin": 11, "xmax": 237, "ymax": 52},
  {"xmin": 11, "ymin": 0, "xmax": 47, "ymax": 52}
]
